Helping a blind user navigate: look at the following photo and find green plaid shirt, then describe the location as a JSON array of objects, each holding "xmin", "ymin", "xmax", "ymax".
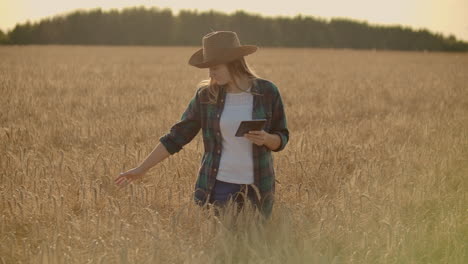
[{"xmin": 159, "ymin": 78, "xmax": 289, "ymax": 218}]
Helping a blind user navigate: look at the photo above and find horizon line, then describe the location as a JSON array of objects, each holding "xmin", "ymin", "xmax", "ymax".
[{"xmin": 1, "ymin": 5, "xmax": 466, "ymax": 42}]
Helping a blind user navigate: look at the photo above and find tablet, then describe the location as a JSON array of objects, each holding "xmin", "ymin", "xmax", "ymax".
[{"xmin": 235, "ymin": 119, "xmax": 267, "ymax": 137}]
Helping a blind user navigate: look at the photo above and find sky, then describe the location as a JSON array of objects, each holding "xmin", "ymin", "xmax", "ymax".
[{"xmin": 1, "ymin": 0, "xmax": 467, "ymax": 41}]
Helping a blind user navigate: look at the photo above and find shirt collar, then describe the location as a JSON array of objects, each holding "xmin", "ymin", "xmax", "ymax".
[{"xmin": 220, "ymin": 77, "xmax": 260, "ymax": 94}]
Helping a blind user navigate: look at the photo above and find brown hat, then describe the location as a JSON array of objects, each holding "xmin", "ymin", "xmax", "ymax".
[{"xmin": 188, "ymin": 31, "xmax": 258, "ymax": 68}]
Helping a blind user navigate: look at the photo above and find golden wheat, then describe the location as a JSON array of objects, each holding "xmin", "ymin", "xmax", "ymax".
[{"xmin": 0, "ymin": 45, "xmax": 467, "ymax": 263}]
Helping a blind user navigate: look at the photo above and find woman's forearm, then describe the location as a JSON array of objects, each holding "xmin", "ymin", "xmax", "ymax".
[
  {"xmin": 137, "ymin": 142, "xmax": 171, "ymax": 173},
  {"xmin": 265, "ymin": 132, "xmax": 281, "ymax": 151}
]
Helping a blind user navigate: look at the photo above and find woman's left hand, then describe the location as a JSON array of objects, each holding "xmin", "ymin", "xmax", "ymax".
[{"xmin": 244, "ymin": 130, "xmax": 269, "ymax": 146}]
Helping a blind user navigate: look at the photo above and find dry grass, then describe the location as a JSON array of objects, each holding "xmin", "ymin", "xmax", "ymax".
[{"xmin": 0, "ymin": 45, "xmax": 467, "ymax": 263}]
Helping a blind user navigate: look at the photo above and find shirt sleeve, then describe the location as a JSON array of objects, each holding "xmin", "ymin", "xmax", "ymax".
[
  {"xmin": 159, "ymin": 88, "xmax": 202, "ymax": 155},
  {"xmin": 269, "ymin": 84, "xmax": 289, "ymax": 152}
]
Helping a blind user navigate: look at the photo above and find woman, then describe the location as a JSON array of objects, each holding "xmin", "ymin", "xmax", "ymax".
[{"xmin": 115, "ymin": 31, "xmax": 289, "ymax": 220}]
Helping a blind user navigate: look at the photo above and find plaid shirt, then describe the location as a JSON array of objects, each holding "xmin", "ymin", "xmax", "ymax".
[{"xmin": 159, "ymin": 77, "xmax": 289, "ymax": 218}]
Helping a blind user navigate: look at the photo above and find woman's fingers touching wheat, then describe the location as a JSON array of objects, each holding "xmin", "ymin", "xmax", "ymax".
[
  {"xmin": 115, "ymin": 171, "xmax": 135, "ymax": 187},
  {"xmin": 114, "ymin": 172, "xmax": 129, "ymax": 186},
  {"xmin": 114, "ymin": 167, "xmax": 145, "ymax": 187}
]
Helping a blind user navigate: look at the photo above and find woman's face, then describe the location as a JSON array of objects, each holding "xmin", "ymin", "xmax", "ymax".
[{"xmin": 209, "ymin": 64, "xmax": 231, "ymax": 85}]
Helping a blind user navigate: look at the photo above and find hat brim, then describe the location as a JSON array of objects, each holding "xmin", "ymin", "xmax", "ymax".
[{"xmin": 188, "ymin": 45, "xmax": 258, "ymax": 68}]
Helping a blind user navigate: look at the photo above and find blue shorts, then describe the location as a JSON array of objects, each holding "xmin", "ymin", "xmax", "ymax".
[{"xmin": 209, "ymin": 179, "xmax": 259, "ymax": 209}]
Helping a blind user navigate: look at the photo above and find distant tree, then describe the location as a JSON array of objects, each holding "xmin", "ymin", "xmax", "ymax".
[
  {"xmin": 0, "ymin": 29, "xmax": 8, "ymax": 44},
  {"xmin": 3, "ymin": 7, "xmax": 467, "ymax": 51}
]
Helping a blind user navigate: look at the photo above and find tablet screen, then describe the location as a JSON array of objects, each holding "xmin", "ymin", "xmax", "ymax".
[{"xmin": 235, "ymin": 119, "xmax": 267, "ymax": 137}]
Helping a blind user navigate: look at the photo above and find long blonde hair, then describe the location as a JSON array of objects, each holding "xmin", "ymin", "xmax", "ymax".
[{"xmin": 196, "ymin": 56, "xmax": 262, "ymax": 104}]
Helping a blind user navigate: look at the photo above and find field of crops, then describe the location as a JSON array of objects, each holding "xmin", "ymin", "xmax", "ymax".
[{"xmin": 1, "ymin": 45, "xmax": 467, "ymax": 263}]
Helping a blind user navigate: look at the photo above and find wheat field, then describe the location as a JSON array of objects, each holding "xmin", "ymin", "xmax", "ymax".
[{"xmin": 0, "ymin": 45, "xmax": 467, "ymax": 263}]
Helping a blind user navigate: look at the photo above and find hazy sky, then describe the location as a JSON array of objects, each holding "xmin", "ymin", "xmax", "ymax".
[{"xmin": 1, "ymin": 0, "xmax": 467, "ymax": 41}]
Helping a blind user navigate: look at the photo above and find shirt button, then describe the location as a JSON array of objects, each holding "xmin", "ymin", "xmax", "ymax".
[
  {"xmin": 216, "ymin": 114, "xmax": 220, "ymax": 118},
  {"xmin": 217, "ymin": 149, "xmax": 221, "ymax": 154},
  {"xmin": 214, "ymin": 168, "xmax": 217, "ymax": 172},
  {"xmin": 216, "ymin": 132, "xmax": 220, "ymax": 136}
]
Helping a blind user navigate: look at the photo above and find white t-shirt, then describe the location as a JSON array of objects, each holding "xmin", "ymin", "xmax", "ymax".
[{"xmin": 216, "ymin": 88, "xmax": 254, "ymax": 184}]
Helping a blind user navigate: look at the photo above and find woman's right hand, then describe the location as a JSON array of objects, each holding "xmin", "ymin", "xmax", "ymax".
[{"xmin": 114, "ymin": 166, "xmax": 147, "ymax": 187}]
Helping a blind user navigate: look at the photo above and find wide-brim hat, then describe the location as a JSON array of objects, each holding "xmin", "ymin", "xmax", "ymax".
[{"xmin": 188, "ymin": 31, "xmax": 258, "ymax": 68}]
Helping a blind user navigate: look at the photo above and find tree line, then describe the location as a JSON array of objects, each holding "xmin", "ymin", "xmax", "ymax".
[{"xmin": 1, "ymin": 6, "xmax": 467, "ymax": 51}]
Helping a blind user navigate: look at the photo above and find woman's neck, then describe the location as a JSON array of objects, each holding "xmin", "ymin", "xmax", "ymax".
[{"xmin": 226, "ymin": 76, "xmax": 253, "ymax": 93}]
